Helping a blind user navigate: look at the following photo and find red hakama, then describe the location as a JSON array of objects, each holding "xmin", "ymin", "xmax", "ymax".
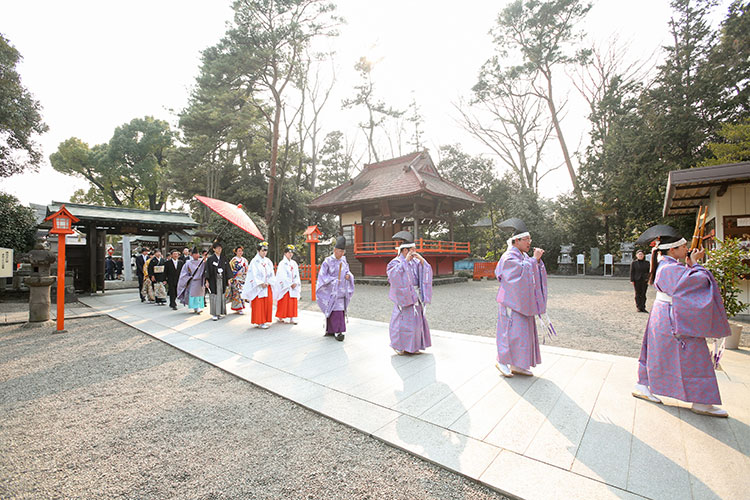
[
  {"xmin": 275, "ymin": 291, "xmax": 298, "ymax": 319},
  {"xmin": 251, "ymin": 287, "xmax": 273, "ymax": 325}
]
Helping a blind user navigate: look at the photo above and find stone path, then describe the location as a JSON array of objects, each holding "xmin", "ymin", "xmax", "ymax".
[{"xmin": 79, "ymin": 291, "xmax": 750, "ymax": 500}]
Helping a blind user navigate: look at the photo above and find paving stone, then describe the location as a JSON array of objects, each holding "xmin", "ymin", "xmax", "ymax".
[
  {"xmin": 480, "ymin": 451, "xmax": 643, "ymax": 500},
  {"xmin": 374, "ymin": 414, "xmax": 501, "ymax": 479}
]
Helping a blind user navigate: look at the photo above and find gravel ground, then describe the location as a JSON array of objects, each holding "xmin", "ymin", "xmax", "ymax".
[
  {"xmin": 0, "ymin": 317, "xmax": 508, "ymax": 500},
  {"xmin": 300, "ymin": 277, "xmax": 750, "ymax": 358}
]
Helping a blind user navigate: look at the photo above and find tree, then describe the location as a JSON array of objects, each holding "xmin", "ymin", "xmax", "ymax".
[
  {"xmin": 0, "ymin": 34, "xmax": 48, "ymax": 178},
  {"xmin": 459, "ymin": 77, "xmax": 556, "ymax": 194},
  {"xmin": 705, "ymin": 0, "xmax": 750, "ymax": 121},
  {"xmin": 0, "ymin": 192, "xmax": 37, "ymax": 254},
  {"xmin": 317, "ymin": 130, "xmax": 358, "ymax": 191},
  {"xmin": 407, "ymin": 96, "xmax": 425, "ymax": 152},
  {"xmin": 479, "ymin": 0, "xmax": 592, "ymax": 195},
  {"xmin": 228, "ymin": 0, "xmax": 339, "ymax": 229},
  {"xmin": 299, "ymin": 52, "xmax": 336, "ymax": 192},
  {"xmin": 342, "ymin": 57, "xmax": 404, "ymax": 163},
  {"xmin": 701, "ymin": 118, "xmax": 750, "ymax": 164},
  {"xmin": 648, "ymin": 0, "xmax": 721, "ymax": 168},
  {"xmin": 50, "ymin": 117, "xmax": 175, "ymax": 210}
]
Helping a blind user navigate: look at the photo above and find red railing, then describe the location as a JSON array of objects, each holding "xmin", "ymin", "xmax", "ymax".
[
  {"xmin": 354, "ymin": 239, "xmax": 471, "ymax": 256},
  {"xmin": 473, "ymin": 262, "xmax": 496, "ymax": 280},
  {"xmin": 273, "ymin": 264, "xmax": 316, "ymax": 282}
]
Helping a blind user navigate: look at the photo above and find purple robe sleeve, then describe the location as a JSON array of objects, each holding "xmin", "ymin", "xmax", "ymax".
[
  {"xmin": 419, "ymin": 260, "xmax": 433, "ymax": 304},
  {"xmin": 495, "ymin": 250, "xmax": 544, "ymax": 316},
  {"xmin": 388, "ymin": 257, "xmax": 419, "ymax": 307},
  {"xmin": 669, "ymin": 264, "xmax": 731, "ymax": 339},
  {"xmin": 316, "ymin": 257, "xmax": 354, "ymax": 316}
]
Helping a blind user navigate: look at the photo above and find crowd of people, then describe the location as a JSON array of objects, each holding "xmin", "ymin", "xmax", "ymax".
[{"xmin": 132, "ymin": 218, "xmax": 733, "ymax": 419}]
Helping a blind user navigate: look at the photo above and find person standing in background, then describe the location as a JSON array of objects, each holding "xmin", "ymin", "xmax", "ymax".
[
  {"xmin": 166, "ymin": 249, "xmax": 184, "ymax": 310},
  {"xmin": 630, "ymin": 250, "xmax": 650, "ymax": 312}
]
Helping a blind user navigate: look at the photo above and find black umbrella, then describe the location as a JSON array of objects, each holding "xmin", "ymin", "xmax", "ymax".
[
  {"xmin": 498, "ymin": 217, "xmax": 528, "ymax": 234},
  {"xmin": 635, "ymin": 224, "xmax": 681, "ymax": 246}
]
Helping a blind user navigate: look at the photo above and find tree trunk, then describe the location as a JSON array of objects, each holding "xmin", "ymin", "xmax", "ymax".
[
  {"xmin": 265, "ymin": 96, "xmax": 282, "ymax": 225},
  {"xmin": 545, "ymin": 72, "xmax": 580, "ymax": 195}
]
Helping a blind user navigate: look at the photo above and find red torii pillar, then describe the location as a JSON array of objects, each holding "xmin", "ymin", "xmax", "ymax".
[
  {"xmin": 304, "ymin": 225, "xmax": 323, "ymax": 302},
  {"xmin": 45, "ymin": 205, "xmax": 80, "ymax": 332}
]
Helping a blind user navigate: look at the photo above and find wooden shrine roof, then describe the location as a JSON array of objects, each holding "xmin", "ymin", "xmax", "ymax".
[{"xmin": 309, "ymin": 151, "xmax": 483, "ymax": 212}]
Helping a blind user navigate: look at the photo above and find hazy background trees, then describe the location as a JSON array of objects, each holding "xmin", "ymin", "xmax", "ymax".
[{"xmin": 32, "ymin": 0, "xmax": 750, "ymax": 265}]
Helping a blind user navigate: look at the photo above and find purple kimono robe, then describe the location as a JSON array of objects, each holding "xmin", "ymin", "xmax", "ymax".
[
  {"xmin": 387, "ymin": 255, "xmax": 433, "ymax": 353},
  {"xmin": 637, "ymin": 256, "xmax": 731, "ymax": 405},
  {"xmin": 316, "ymin": 255, "xmax": 355, "ymax": 317},
  {"xmin": 495, "ymin": 246, "xmax": 548, "ymax": 369},
  {"xmin": 177, "ymin": 258, "xmax": 206, "ymax": 306}
]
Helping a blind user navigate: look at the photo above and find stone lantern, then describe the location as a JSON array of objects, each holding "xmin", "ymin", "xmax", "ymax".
[{"xmin": 23, "ymin": 239, "xmax": 56, "ymax": 322}]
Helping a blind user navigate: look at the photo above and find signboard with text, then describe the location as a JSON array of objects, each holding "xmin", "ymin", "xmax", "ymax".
[{"xmin": 0, "ymin": 248, "xmax": 13, "ymax": 278}]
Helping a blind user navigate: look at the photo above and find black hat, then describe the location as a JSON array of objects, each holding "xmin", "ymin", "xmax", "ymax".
[
  {"xmin": 635, "ymin": 224, "xmax": 682, "ymax": 247},
  {"xmin": 191, "ymin": 247, "xmax": 199, "ymax": 254},
  {"xmin": 498, "ymin": 217, "xmax": 528, "ymax": 235},
  {"xmin": 335, "ymin": 236, "xmax": 347, "ymax": 250},
  {"xmin": 392, "ymin": 231, "xmax": 414, "ymax": 243},
  {"xmin": 392, "ymin": 230, "xmax": 415, "ymax": 250}
]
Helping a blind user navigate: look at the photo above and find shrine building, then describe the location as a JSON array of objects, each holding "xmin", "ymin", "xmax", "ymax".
[{"xmin": 308, "ymin": 151, "xmax": 483, "ymax": 276}]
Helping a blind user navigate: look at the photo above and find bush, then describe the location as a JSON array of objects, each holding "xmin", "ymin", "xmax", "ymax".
[
  {"xmin": 705, "ymin": 237, "xmax": 750, "ymax": 318},
  {"xmin": 0, "ymin": 192, "xmax": 37, "ymax": 255}
]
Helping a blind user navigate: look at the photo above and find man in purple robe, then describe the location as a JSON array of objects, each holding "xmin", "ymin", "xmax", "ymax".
[
  {"xmin": 633, "ymin": 226, "xmax": 731, "ymax": 418},
  {"xmin": 177, "ymin": 247, "xmax": 207, "ymax": 314},
  {"xmin": 316, "ymin": 236, "xmax": 355, "ymax": 341},
  {"xmin": 387, "ymin": 231, "xmax": 433, "ymax": 355},
  {"xmin": 495, "ymin": 218, "xmax": 547, "ymax": 378}
]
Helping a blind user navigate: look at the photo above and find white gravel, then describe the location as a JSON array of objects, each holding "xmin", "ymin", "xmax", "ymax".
[{"xmin": 0, "ymin": 316, "xmax": 509, "ymax": 500}]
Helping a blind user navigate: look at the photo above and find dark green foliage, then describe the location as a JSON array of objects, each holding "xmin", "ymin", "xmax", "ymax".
[
  {"xmin": 0, "ymin": 34, "xmax": 48, "ymax": 177},
  {"xmin": 0, "ymin": 192, "xmax": 37, "ymax": 254},
  {"xmin": 705, "ymin": 237, "xmax": 750, "ymax": 317},
  {"xmin": 577, "ymin": 0, "xmax": 748, "ymax": 248},
  {"xmin": 50, "ymin": 117, "xmax": 174, "ymax": 210}
]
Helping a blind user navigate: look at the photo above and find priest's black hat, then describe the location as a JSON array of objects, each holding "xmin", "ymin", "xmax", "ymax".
[
  {"xmin": 635, "ymin": 224, "xmax": 681, "ymax": 247},
  {"xmin": 335, "ymin": 236, "xmax": 347, "ymax": 249},
  {"xmin": 392, "ymin": 231, "xmax": 414, "ymax": 243},
  {"xmin": 498, "ymin": 217, "xmax": 528, "ymax": 235}
]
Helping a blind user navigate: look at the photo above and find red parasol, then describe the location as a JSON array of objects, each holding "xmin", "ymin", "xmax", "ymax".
[{"xmin": 194, "ymin": 195, "xmax": 264, "ymax": 241}]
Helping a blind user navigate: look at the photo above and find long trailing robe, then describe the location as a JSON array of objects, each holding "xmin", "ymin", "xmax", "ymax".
[
  {"xmin": 387, "ymin": 254, "xmax": 433, "ymax": 353},
  {"xmin": 637, "ymin": 255, "xmax": 731, "ymax": 405},
  {"xmin": 495, "ymin": 246, "xmax": 549, "ymax": 369},
  {"xmin": 316, "ymin": 254, "xmax": 354, "ymax": 318},
  {"xmin": 177, "ymin": 258, "xmax": 205, "ymax": 306}
]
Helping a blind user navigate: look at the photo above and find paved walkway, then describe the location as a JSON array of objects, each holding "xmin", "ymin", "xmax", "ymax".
[{"xmin": 79, "ymin": 291, "xmax": 750, "ymax": 500}]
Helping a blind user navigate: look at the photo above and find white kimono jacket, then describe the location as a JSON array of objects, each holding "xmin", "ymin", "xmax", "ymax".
[
  {"xmin": 241, "ymin": 253, "xmax": 276, "ymax": 303},
  {"xmin": 274, "ymin": 256, "xmax": 301, "ymax": 303}
]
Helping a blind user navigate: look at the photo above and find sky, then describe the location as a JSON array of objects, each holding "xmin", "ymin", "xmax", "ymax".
[{"xmin": 1, "ymin": 0, "xmax": 736, "ymax": 207}]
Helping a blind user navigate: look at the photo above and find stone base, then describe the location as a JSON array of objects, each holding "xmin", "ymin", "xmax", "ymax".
[
  {"xmin": 614, "ymin": 264, "xmax": 630, "ymax": 278},
  {"xmin": 556, "ymin": 263, "xmax": 575, "ymax": 275}
]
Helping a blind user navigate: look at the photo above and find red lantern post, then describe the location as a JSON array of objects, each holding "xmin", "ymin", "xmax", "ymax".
[
  {"xmin": 44, "ymin": 205, "xmax": 79, "ymax": 332},
  {"xmin": 304, "ymin": 225, "xmax": 323, "ymax": 301}
]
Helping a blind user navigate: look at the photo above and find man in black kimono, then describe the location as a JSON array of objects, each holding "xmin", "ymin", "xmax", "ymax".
[
  {"xmin": 630, "ymin": 249, "xmax": 650, "ymax": 312},
  {"xmin": 205, "ymin": 241, "xmax": 231, "ymax": 321},
  {"xmin": 166, "ymin": 249, "xmax": 184, "ymax": 310}
]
